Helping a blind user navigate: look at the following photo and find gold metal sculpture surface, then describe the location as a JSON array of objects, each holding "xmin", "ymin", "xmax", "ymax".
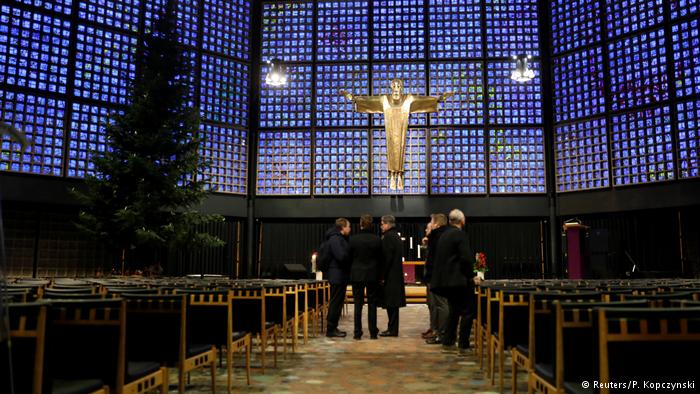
[{"xmin": 340, "ymin": 79, "xmax": 453, "ymax": 190}]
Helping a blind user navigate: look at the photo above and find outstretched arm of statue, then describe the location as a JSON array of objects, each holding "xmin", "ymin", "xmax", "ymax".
[
  {"xmin": 437, "ymin": 91, "xmax": 455, "ymax": 102},
  {"xmin": 339, "ymin": 89, "xmax": 354, "ymax": 102},
  {"xmin": 339, "ymin": 89, "xmax": 384, "ymax": 114}
]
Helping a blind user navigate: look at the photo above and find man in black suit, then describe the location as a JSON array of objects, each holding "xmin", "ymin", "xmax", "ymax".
[
  {"xmin": 379, "ymin": 215, "xmax": 406, "ymax": 337},
  {"xmin": 325, "ymin": 217, "xmax": 351, "ymax": 338},
  {"xmin": 430, "ymin": 209, "xmax": 479, "ymax": 355},
  {"xmin": 348, "ymin": 214, "xmax": 383, "ymax": 340},
  {"xmin": 423, "ymin": 213, "xmax": 449, "ymax": 344}
]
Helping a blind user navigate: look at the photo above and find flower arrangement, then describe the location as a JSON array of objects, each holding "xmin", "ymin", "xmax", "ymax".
[{"xmin": 474, "ymin": 252, "xmax": 488, "ymax": 272}]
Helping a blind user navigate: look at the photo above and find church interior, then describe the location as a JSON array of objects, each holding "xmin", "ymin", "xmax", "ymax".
[{"xmin": 1, "ymin": 0, "xmax": 700, "ymax": 393}]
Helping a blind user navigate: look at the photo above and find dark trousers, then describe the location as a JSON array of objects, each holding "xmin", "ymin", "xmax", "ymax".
[
  {"xmin": 442, "ymin": 291, "xmax": 476, "ymax": 348},
  {"xmin": 327, "ymin": 283, "xmax": 346, "ymax": 332},
  {"xmin": 427, "ymin": 284, "xmax": 449, "ymax": 336},
  {"xmin": 386, "ymin": 307, "xmax": 399, "ymax": 334},
  {"xmin": 351, "ymin": 282, "xmax": 378, "ymax": 337}
]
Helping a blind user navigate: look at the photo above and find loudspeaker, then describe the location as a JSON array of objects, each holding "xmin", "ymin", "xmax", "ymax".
[{"xmin": 282, "ymin": 263, "xmax": 308, "ymax": 279}]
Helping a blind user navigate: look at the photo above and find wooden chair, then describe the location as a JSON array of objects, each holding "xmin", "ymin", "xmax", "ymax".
[
  {"xmin": 42, "ymin": 290, "xmax": 106, "ymax": 300},
  {"xmin": 46, "ymin": 299, "xmax": 167, "ymax": 394},
  {"xmin": 596, "ymin": 307, "xmax": 700, "ymax": 394},
  {"xmin": 283, "ymin": 282, "xmax": 300, "ymax": 352},
  {"xmin": 295, "ymin": 282, "xmax": 309, "ymax": 344},
  {"xmin": 476, "ymin": 284, "xmax": 489, "ymax": 369},
  {"xmin": 124, "ymin": 294, "xmax": 217, "ymax": 393},
  {"xmin": 489, "ymin": 289, "xmax": 530, "ymax": 393},
  {"xmin": 263, "ymin": 283, "xmax": 290, "ymax": 356},
  {"xmin": 230, "ymin": 285, "xmax": 279, "ymax": 373},
  {"xmin": 184, "ymin": 290, "xmax": 252, "ymax": 392}
]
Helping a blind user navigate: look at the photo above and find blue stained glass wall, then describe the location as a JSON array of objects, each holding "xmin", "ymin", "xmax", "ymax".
[
  {"xmin": 0, "ymin": 90, "xmax": 65, "ymax": 176},
  {"xmin": 372, "ymin": 128, "xmax": 427, "ymax": 195},
  {"xmin": 551, "ymin": 0, "xmax": 602, "ymax": 54},
  {"xmin": 605, "ymin": 0, "xmax": 664, "ymax": 38},
  {"xmin": 199, "ymin": 123, "xmax": 248, "ymax": 193},
  {"xmin": 488, "ymin": 128, "xmax": 546, "ymax": 193},
  {"xmin": 552, "ymin": 47, "xmax": 606, "ymax": 123},
  {"xmin": 672, "ymin": 19, "xmax": 700, "ymax": 98},
  {"xmin": 676, "ymin": 99, "xmax": 700, "ymax": 179},
  {"xmin": 17, "ymin": 0, "xmax": 73, "ymax": 15},
  {"xmin": 256, "ymin": 131, "xmax": 311, "ymax": 195},
  {"xmin": 0, "ymin": 6, "xmax": 71, "ymax": 94},
  {"xmin": 671, "ymin": 0, "xmax": 700, "ymax": 19},
  {"xmin": 430, "ymin": 128, "xmax": 486, "ymax": 194},
  {"xmin": 611, "ymin": 106, "xmax": 674, "ymax": 186},
  {"xmin": 555, "ymin": 118, "xmax": 609, "ymax": 192},
  {"xmin": 485, "ymin": 0, "xmax": 540, "ymax": 58},
  {"xmin": 78, "ymin": 0, "xmax": 141, "ymax": 33},
  {"xmin": 316, "ymin": 64, "xmax": 369, "ymax": 127},
  {"xmin": 429, "ymin": 62, "xmax": 484, "ymax": 125},
  {"xmin": 68, "ymin": 102, "xmax": 113, "ymax": 178},
  {"xmin": 145, "ymin": 0, "xmax": 200, "ymax": 47},
  {"xmin": 259, "ymin": 64, "xmax": 313, "ymax": 128},
  {"xmin": 203, "ymin": 0, "xmax": 250, "ymax": 60},
  {"xmin": 317, "ymin": 1, "xmax": 368, "ymax": 61},
  {"xmin": 372, "ymin": 0, "xmax": 424, "ymax": 61},
  {"xmin": 262, "ymin": 1, "xmax": 313, "ymax": 62},
  {"xmin": 313, "ymin": 130, "xmax": 369, "ymax": 195},
  {"xmin": 372, "ymin": 62, "xmax": 427, "ymax": 126},
  {"xmin": 200, "ymin": 55, "xmax": 249, "ymax": 127},
  {"xmin": 428, "ymin": 0, "xmax": 482, "ymax": 59},
  {"xmin": 487, "ymin": 61, "xmax": 542, "ymax": 125}
]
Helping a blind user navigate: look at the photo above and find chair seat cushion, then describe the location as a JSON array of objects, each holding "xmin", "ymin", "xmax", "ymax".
[
  {"xmin": 515, "ymin": 344, "xmax": 528, "ymax": 356},
  {"xmin": 127, "ymin": 361, "xmax": 161, "ymax": 381},
  {"xmin": 187, "ymin": 343, "xmax": 214, "ymax": 358},
  {"xmin": 232, "ymin": 331, "xmax": 248, "ymax": 341},
  {"xmin": 534, "ymin": 363, "xmax": 554, "ymax": 384},
  {"xmin": 52, "ymin": 379, "xmax": 104, "ymax": 394},
  {"xmin": 565, "ymin": 381, "xmax": 594, "ymax": 394}
]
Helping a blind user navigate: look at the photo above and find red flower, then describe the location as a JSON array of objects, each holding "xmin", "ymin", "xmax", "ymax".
[{"xmin": 474, "ymin": 252, "xmax": 488, "ymax": 272}]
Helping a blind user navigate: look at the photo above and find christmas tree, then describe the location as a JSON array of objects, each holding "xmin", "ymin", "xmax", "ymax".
[{"xmin": 73, "ymin": 0, "xmax": 224, "ymax": 273}]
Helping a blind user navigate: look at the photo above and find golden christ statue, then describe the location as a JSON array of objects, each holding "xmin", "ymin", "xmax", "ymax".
[{"xmin": 340, "ymin": 79, "xmax": 453, "ymax": 190}]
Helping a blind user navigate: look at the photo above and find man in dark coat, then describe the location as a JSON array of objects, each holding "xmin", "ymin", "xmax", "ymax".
[
  {"xmin": 430, "ymin": 209, "xmax": 479, "ymax": 355},
  {"xmin": 379, "ymin": 214, "xmax": 406, "ymax": 336},
  {"xmin": 423, "ymin": 213, "xmax": 449, "ymax": 344},
  {"xmin": 325, "ymin": 217, "xmax": 351, "ymax": 338},
  {"xmin": 348, "ymin": 214, "xmax": 383, "ymax": 340}
]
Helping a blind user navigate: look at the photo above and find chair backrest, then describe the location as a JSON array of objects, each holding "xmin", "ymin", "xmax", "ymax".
[
  {"xmin": 45, "ymin": 299, "xmax": 125, "ymax": 391},
  {"xmin": 264, "ymin": 283, "xmax": 286, "ymax": 326},
  {"xmin": 43, "ymin": 287, "xmax": 95, "ymax": 295},
  {"xmin": 42, "ymin": 290, "xmax": 106, "ymax": 300},
  {"xmin": 123, "ymin": 294, "xmax": 184, "ymax": 367},
  {"xmin": 498, "ymin": 289, "xmax": 530, "ymax": 347},
  {"xmin": 230, "ymin": 285, "xmax": 266, "ymax": 334},
  {"xmin": 621, "ymin": 291, "xmax": 697, "ymax": 307},
  {"xmin": 1, "ymin": 302, "xmax": 49, "ymax": 394},
  {"xmin": 106, "ymin": 287, "xmax": 160, "ymax": 297},
  {"xmin": 183, "ymin": 290, "xmax": 230, "ymax": 348},
  {"xmin": 2, "ymin": 289, "xmax": 31, "ymax": 303},
  {"xmin": 598, "ymin": 307, "xmax": 700, "ymax": 391}
]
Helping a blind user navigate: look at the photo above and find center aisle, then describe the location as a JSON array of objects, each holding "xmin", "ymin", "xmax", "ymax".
[{"xmin": 187, "ymin": 304, "xmax": 515, "ymax": 393}]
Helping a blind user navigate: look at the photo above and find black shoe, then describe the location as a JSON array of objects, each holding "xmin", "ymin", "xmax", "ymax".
[
  {"xmin": 353, "ymin": 335, "xmax": 362, "ymax": 340},
  {"xmin": 326, "ymin": 329, "xmax": 347, "ymax": 338},
  {"xmin": 425, "ymin": 336, "xmax": 442, "ymax": 345},
  {"xmin": 379, "ymin": 330, "xmax": 398, "ymax": 337},
  {"xmin": 370, "ymin": 335, "xmax": 378, "ymax": 340}
]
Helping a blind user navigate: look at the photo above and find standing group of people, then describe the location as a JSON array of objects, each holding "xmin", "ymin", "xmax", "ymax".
[
  {"xmin": 321, "ymin": 209, "xmax": 480, "ymax": 355},
  {"xmin": 322, "ymin": 214, "xmax": 406, "ymax": 339}
]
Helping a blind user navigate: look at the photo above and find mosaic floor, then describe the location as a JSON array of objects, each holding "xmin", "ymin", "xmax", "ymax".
[{"xmin": 179, "ymin": 304, "xmax": 528, "ymax": 393}]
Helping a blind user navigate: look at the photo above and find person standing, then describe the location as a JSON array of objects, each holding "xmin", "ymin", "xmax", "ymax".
[
  {"xmin": 379, "ymin": 215, "xmax": 406, "ymax": 336},
  {"xmin": 423, "ymin": 213, "xmax": 449, "ymax": 344},
  {"xmin": 430, "ymin": 209, "xmax": 479, "ymax": 355},
  {"xmin": 348, "ymin": 214, "xmax": 383, "ymax": 340},
  {"xmin": 325, "ymin": 218, "xmax": 351, "ymax": 338}
]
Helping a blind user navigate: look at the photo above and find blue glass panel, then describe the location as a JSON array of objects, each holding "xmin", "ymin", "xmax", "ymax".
[
  {"xmin": 429, "ymin": 62, "xmax": 484, "ymax": 125},
  {"xmin": 672, "ymin": 19, "xmax": 700, "ymax": 98},
  {"xmin": 608, "ymin": 29, "xmax": 668, "ymax": 111},
  {"xmin": 553, "ymin": 47, "xmax": 606, "ymax": 123},
  {"xmin": 200, "ymin": 55, "xmax": 249, "ymax": 127},
  {"xmin": 372, "ymin": 0, "xmax": 425, "ymax": 61},
  {"xmin": 74, "ymin": 24, "xmax": 137, "ymax": 105},
  {"xmin": 262, "ymin": 1, "xmax": 313, "ymax": 62},
  {"xmin": 78, "ymin": 0, "xmax": 141, "ymax": 33},
  {"xmin": 372, "ymin": 62, "xmax": 427, "ymax": 126},
  {"xmin": 551, "ymin": 0, "xmax": 602, "ymax": 54},
  {"xmin": 487, "ymin": 61, "xmax": 542, "ymax": 125},
  {"xmin": 555, "ymin": 118, "xmax": 609, "ymax": 192},
  {"xmin": 0, "ymin": 6, "xmax": 71, "ymax": 94},
  {"xmin": 316, "ymin": 63, "xmax": 369, "ymax": 127},
  {"xmin": 606, "ymin": 0, "xmax": 664, "ymax": 38},
  {"xmin": 676, "ymin": 99, "xmax": 700, "ymax": 179},
  {"xmin": 313, "ymin": 130, "xmax": 369, "ymax": 195},
  {"xmin": 485, "ymin": 0, "xmax": 539, "ymax": 58},
  {"xmin": 203, "ymin": 0, "xmax": 250, "ymax": 60},
  {"xmin": 372, "ymin": 128, "xmax": 427, "ymax": 195},
  {"xmin": 259, "ymin": 64, "xmax": 313, "ymax": 128},
  {"xmin": 610, "ymin": 106, "xmax": 674, "ymax": 186},
  {"xmin": 17, "ymin": 0, "xmax": 73, "ymax": 15},
  {"xmin": 200, "ymin": 123, "xmax": 248, "ymax": 194},
  {"xmin": 671, "ymin": 0, "xmax": 700, "ymax": 19},
  {"xmin": 317, "ymin": 1, "xmax": 369, "ymax": 61},
  {"xmin": 144, "ymin": 0, "xmax": 199, "ymax": 47},
  {"xmin": 429, "ymin": 128, "xmax": 486, "ymax": 194},
  {"xmin": 68, "ymin": 102, "xmax": 117, "ymax": 178},
  {"xmin": 0, "ymin": 90, "xmax": 65, "ymax": 176},
  {"xmin": 256, "ymin": 130, "xmax": 311, "ymax": 195},
  {"xmin": 488, "ymin": 128, "xmax": 546, "ymax": 193},
  {"xmin": 428, "ymin": 0, "xmax": 482, "ymax": 59}
]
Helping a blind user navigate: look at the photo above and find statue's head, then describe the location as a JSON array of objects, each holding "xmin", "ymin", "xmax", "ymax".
[{"xmin": 390, "ymin": 78, "xmax": 403, "ymax": 99}]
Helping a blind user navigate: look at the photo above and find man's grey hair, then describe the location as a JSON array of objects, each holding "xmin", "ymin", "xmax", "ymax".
[
  {"xmin": 381, "ymin": 215, "xmax": 396, "ymax": 228},
  {"xmin": 448, "ymin": 209, "xmax": 465, "ymax": 225}
]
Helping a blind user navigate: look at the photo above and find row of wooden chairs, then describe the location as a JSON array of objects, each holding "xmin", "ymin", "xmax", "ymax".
[{"xmin": 472, "ymin": 279, "xmax": 700, "ymax": 393}]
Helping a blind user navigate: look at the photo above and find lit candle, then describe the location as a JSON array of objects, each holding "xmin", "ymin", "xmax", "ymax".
[
  {"xmin": 311, "ymin": 253, "xmax": 317, "ymax": 272},
  {"xmin": 409, "ymin": 237, "xmax": 413, "ymax": 249}
]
